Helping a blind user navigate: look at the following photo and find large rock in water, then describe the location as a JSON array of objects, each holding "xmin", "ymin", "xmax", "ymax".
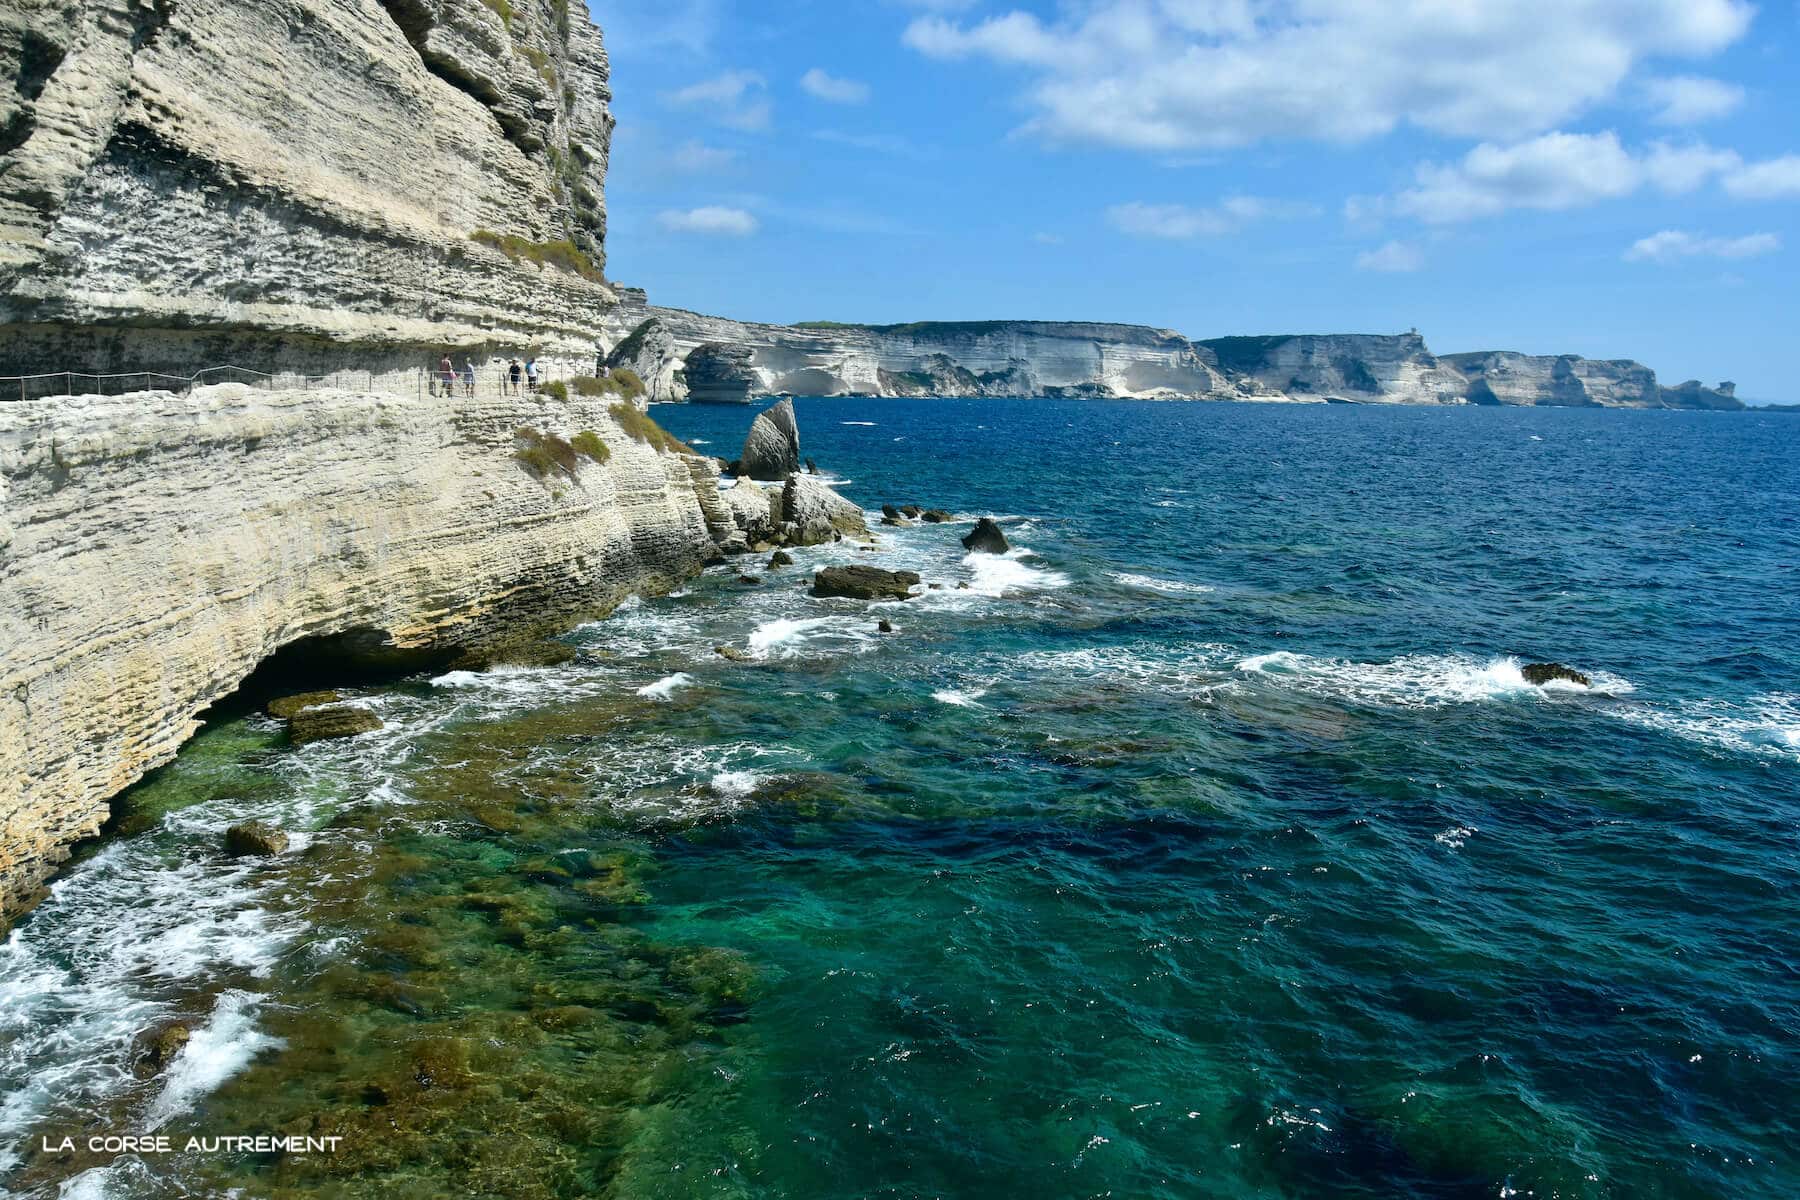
[
  {"xmin": 225, "ymin": 822, "xmax": 290, "ymax": 856},
  {"xmin": 684, "ymin": 343, "xmax": 759, "ymax": 405},
  {"xmin": 812, "ymin": 566, "xmax": 921, "ymax": 600},
  {"xmin": 739, "ymin": 399, "xmax": 802, "ymax": 481},
  {"xmin": 1521, "ymin": 662, "xmax": 1592, "ymax": 688},
  {"xmin": 778, "ymin": 474, "xmax": 869, "ymax": 545},
  {"xmin": 289, "ymin": 705, "xmax": 384, "ymax": 745},
  {"xmin": 962, "ymin": 518, "xmax": 1010, "ymax": 554}
]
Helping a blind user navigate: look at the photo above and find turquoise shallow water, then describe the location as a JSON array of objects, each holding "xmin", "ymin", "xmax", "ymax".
[{"xmin": 2, "ymin": 398, "xmax": 1796, "ymax": 1198}]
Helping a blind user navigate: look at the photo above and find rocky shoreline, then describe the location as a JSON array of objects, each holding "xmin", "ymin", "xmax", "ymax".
[{"xmin": 0, "ymin": 386, "xmax": 868, "ymax": 926}]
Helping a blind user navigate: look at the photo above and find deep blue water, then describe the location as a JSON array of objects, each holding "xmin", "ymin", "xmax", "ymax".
[{"xmin": 3, "ymin": 398, "xmax": 1795, "ymax": 1199}]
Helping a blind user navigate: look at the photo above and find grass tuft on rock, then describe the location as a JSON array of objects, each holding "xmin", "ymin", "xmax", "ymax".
[
  {"xmin": 539, "ymin": 380, "xmax": 569, "ymax": 401},
  {"xmin": 608, "ymin": 404, "xmax": 691, "ymax": 455},
  {"xmin": 469, "ymin": 230, "xmax": 603, "ymax": 282},
  {"xmin": 570, "ymin": 430, "xmax": 609, "ymax": 464},
  {"xmin": 514, "ymin": 427, "xmax": 580, "ymax": 479},
  {"xmin": 569, "ymin": 369, "xmax": 648, "ymax": 402}
]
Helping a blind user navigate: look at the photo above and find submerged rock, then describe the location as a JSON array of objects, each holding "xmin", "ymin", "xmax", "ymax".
[
  {"xmin": 135, "ymin": 1023, "xmax": 191, "ymax": 1076},
  {"xmin": 715, "ymin": 645, "xmax": 751, "ymax": 662},
  {"xmin": 1521, "ymin": 662, "xmax": 1591, "ymax": 688},
  {"xmin": 767, "ymin": 550, "xmax": 795, "ymax": 569},
  {"xmin": 901, "ymin": 505, "xmax": 923, "ymax": 519},
  {"xmin": 225, "ymin": 821, "xmax": 289, "ymax": 856},
  {"xmin": 289, "ymin": 705, "xmax": 384, "ymax": 745},
  {"xmin": 921, "ymin": 509, "xmax": 953, "ymax": 523},
  {"xmin": 266, "ymin": 690, "xmax": 341, "ymax": 720},
  {"xmin": 962, "ymin": 517, "xmax": 1011, "ymax": 555},
  {"xmin": 877, "ymin": 619, "xmax": 894, "ymax": 634},
  {"xmin": 738, "ymin": 398, "xmax": 802, "ymax": 481},
  {"xmin": 812, "ymin": 566, "xmax": 921, "ymax": 601}
]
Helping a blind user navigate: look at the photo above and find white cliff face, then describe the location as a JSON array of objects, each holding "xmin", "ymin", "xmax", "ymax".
[
  {"xmin": 1442, "ymin": 351, "xmax": 1660, "ymax": 407},
  {"xmin": 602, "ymin": 306, "xmax": 1233, "ymax": 402},
  {"xmin": 0, "ymin": 0, "xmax": 617, "ymax": 374},
  {"xmin": 1201, "ymin": 334, "xmax": 1468, "ymax": 403},
  {"xmin": 0, "ymin": 383, "xmax": 722, "ymax": 921}
]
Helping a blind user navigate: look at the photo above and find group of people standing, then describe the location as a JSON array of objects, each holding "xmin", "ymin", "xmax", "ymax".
[{"xmin": 428, "ymin": 354, "xmax": 543, "ymax": 397}]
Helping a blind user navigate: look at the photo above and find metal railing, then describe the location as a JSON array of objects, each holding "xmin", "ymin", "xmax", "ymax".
[{"xmin": 0, "ymin": 362, "xmax": 589, "ymax": 403}]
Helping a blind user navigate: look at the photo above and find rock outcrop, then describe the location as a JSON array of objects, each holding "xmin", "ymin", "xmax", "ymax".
[
  {"xmin": 777, "ymin": 474, "xmax": 870, "ymax": 546},
  {"xmin": 602, "ymin": 318, "xmax": 679, "ymax": 404},
  {"xmin": 738, "ymin": 398, "xmax": 801, "ymax": 481},
  {"xmin": 812, "ymin": 566, "xmax": 921, "ymax": 601},
  {"xmin": 962, "ymin": 518, "xmax": 1010, "ymax": 555},
  {"xmin": 1201, "ymin": 333, "xmax": 1470, "ymax": 403},
  {"xmin": 0, "ymin": 382, "xmax": 724, "ymax": 923},
  {"xmin": 682, "ymin": 342, "xmax": 759, "ymax": 405},
  {"xmin": 0, "ymin": 0, "xmax": 618, "ymax": 378}
]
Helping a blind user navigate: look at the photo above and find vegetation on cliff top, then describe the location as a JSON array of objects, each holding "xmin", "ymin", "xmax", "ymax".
[{"xmin": 609, "ymin": 404, "xmax": 691, "ymax": 455}]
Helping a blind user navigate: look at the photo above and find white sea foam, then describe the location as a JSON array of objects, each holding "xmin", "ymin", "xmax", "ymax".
[
  {"xmin": 748, "ymin": 616, "xmax": 876, "ymax": 660},
  {"xmin": 637, "ymin": 672, "xmax": 696, "ymax": 700},
  {"xmin": 1617, "ymin": 693, "xmax": 1800, "ymax": 763},
  {"xmin": 932, "ymin": 688, "xmax": 988, "ymax": 708},
  {"xmin": 841, "ymin": 421, "xmax": 877, "ymax": 426},
  {"xmin": 144, "ymin": 990, "xmax": 281, "ymax": 1131},
  {"xmin": 1233, "ymin": 652, "xmax": 1632, "ymax": 709},
  {"xmin": 964, "ymin": 549, "xmax": 1070, "ymax": 597},
  {"xmin": 1110, "ymin": 571, "xmax": 1215, "ymax": 596},
  {"xmin": 710, "ymin": 770, "xmax": 763, "ymax": 799},
  {"xmin": 688, "ymin": 438, "xmax": 711, "ymax": 445},
  {"xmin": 1435, "ymin": 825, "xmax": 1479, "ymax": 849}
]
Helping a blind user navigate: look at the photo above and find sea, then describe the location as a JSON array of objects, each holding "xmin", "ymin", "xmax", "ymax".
[{"xmin": 1, "ymin": 397, "xmax": 1795, "ymax": 1199}]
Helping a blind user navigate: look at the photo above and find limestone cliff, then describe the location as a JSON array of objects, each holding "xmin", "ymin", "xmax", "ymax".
[
  {"xmin": 601, "ymin": 305, "xmax": 1740, "ymax": 410},
  {"xmin": 0, "ymin": 383, "xmax": 724, "ymax": 921},
  {"xmin": 601, "ymin": 303, "xmax": 1231, "ymax": 402},
  {"xmin": 0, "ymin": 0, "xmax": 616, "ymax": 376}
]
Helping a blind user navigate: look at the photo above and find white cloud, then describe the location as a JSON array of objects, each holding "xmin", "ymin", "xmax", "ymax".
[
  {"xmin": 903, "ymin": 1, "xmax": 1753, "ymax": 151},
  {"xmin": 669, "ymin": 140, "xmax": 739, "ymax": 172},
  {"xmin": 1645, "ymin": 75, "xmax": 1745, "ymax": 125},
  {"xmin": 663, "ymin": 70, "xmax": 772, "ymax": 132},
  {"xmin": 1108, "ymin": 195, "xmax": 1314, "ymax": 238},
  {"xmin": 1386, "ymin": 132, "xmax": 1755, "ymax": 223},
  {"xmin": 1624, "ymin": 230, "xmax": 1779, "ymax": 262},
  {"xmin": 656, "ymin": 206, "xmax": 759, "ymax": 236},
  {"xmin": 800, "ymin": 68, "xmax": 871, "ymax": 104},
  {"xmin": 1723, "ymin": 154, "xmax": 1800, "ymax": 199},
  {"xmin": 1356, "ymin": 240, "xmax": 1424, "ymax": 272}
]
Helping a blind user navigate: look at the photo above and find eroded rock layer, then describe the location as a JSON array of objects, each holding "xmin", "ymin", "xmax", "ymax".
[
  {"xmin": 0, "ymin": 0, "xmax": 616, "ymax": 375},
  {"xmin": 0, "ymin": 383, "xmax": 721, "ymax": 921}
]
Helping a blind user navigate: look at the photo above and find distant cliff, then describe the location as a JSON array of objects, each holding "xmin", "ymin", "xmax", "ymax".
[
  {"xmin": 0, "ymin": 0, "xmax": 617, "ymax": 375},
  {"xmin": 600, "ymin": 301, "xmax": 1742, "ymax": 410}
]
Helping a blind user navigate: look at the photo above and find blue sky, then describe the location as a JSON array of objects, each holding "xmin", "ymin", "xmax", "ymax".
[{"xmin": 587, "ymin": 1, "xmax": 1798, "ymax": 401}]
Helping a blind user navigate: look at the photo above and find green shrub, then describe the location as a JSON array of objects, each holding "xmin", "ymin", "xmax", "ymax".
[
  {"xmin": 608, "ymin": 367, "xmax": 646, "ymax": 401},
  {"xmin": 514, "ymin": 426, "xmax": 580, "ymax": 479},
  {"xmin": 570, "ymin": 430, "xmax": 609, "ymax": 464},
  {"xmin": 569, "ymin": 374, "xmax": 613, "ymax": 397},
  {"xmin": 478, "ymin": 0, "xmax": 513, "ymax": 25},
  {"xmin": 539, "ymin": 380, "xmax": 569, "ymax": 401},
  {"xmin": 468, "ymin": 230, "xmax": 603, "ymax": 283},
  {"xmin": 609, "ymin": 403, "xmax": 691, "ymax": 455}
]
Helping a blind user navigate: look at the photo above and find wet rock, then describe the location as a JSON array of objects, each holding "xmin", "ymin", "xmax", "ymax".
[
  {"xmin": 225, "ymin": 821, "xmax": 289, "ymax": 856},
  {"xmin": 267, "ymin": 690, "xmax": 341, "ymax": 720},
  {"xmin": 812, "ymin": 566, "xmax": 921, "ymax": 601},
  {"xmin": 135, "ymin": 1023, "xmax": 191, "ymax": 1076},
  {"xmin": 1521, "ymin": 662, "xmax": 1591, "ymax": 688},
  {"xmin": 921, "ymin": 509, "xmax": 953, "ymax": 523},
  {"xmin": 289, "ymin": 705, "xmax": 384, "ymax": 745},
  {"xmin": 961, "ymin": 517, "xmax": 1011, "ymax": 554},
  {"xmin": 805, "ymin": 458, "xmax": 818, "ymax": 474},
  {"xmin": 767, "ymin": 550, "xmax": 795, "ymax": 569},
  {"xmin": 877, "ymin": 619, "xmax": 894, "ymax": 633},
  {"xmin": 882, "ymin": 504, "xmax": 901, "ymax": 520},
  {"xmin": 738, "ymin": 398, "xmax": 802, "ymax": 481},
  {"xmin": 715, "ymin": 645, "xmax": 751, "ymax": 662},
  {"xmin": 450, "ymin": 640, "xmax": 578, "ymax": 671},
  {"xmin": 736, "ymin": 575, "xmax": 761, "ymax": 585},
  {"xmin": 901, "ymin": 505, "xmax": 923, "ymax": 519}
]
